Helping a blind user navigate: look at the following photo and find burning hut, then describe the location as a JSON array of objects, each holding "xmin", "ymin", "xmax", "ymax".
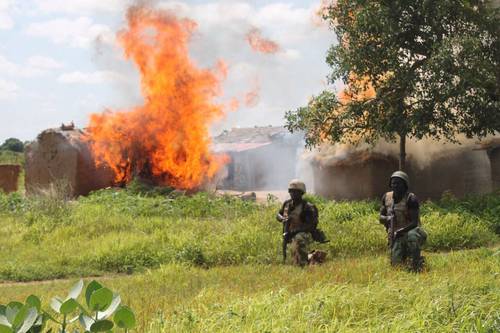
[
  {"xmin": 0, "ymin": 165, "xmax": 21, "ymax": 193},
  {"xmin": 25, "ymin": 126, "xmax": 114, "ymax": 197},
  {"xmin": 213, "ymin": 126, "xmax": 302, "ymax": 191},
  {"xmin": 312, "ymin": 150, "xmax": 398, "ymax": 200}
]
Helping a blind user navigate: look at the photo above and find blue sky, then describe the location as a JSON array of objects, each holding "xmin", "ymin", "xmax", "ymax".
[{"xmin": 0, "ymin": 0, "xmax": 337, "ymax": 142}]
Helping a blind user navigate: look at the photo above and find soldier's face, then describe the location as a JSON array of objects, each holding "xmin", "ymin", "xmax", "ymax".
[
  {"xmin": 390, "ymin": 177, "xmax": 407, "ymax": 194},
  {"xmin": 289, "ymin": 189, "xmax": 303, "ymax": 201}
]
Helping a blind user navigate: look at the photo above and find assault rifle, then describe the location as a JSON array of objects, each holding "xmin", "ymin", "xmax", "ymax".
[{"xmin": 282, "ymin": 217, "xmax": 291, "ymax": 264}]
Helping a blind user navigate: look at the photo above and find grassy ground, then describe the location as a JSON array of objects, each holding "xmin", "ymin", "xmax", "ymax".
[
  {"xmin": 0, "ymin": 190, "xmax": 498, "ymax": 281},
  {"xmin": 0, "ymin": 248, "xmax": 498, "ymax": 332},
  {"xmin": 1, "ymin": 189, "xmax": 499, "ymax": 331}
]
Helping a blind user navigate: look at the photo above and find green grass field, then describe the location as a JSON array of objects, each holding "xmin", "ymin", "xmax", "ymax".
[{"xmin": 1, "ymin": 189, "xmax": 499, "ymax": 331}]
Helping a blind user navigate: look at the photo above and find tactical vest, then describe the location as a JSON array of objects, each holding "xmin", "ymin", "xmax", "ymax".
[
  {"xmin": 283, "ymin": 201, "xmax": 308, "ymax": 233},
  {"xmin": 384, "ymin": 191, "xmax": 419, "ymax": 231}
]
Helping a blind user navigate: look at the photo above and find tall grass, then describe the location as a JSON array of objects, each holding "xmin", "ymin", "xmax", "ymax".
[
  {"xmin": 1, "ymin": 248, "xmax": 498, "ymax": 332},
  {"xmin": 0, "ymin": 190, "xmax": 498, "ymax": 282}
]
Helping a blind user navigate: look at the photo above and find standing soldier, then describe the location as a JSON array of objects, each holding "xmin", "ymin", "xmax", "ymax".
[
  {"xmin": 379, "ymin": 171, "xmax": 427, "ymax": 272},
  {"xmin": 276, "ymin": 179, "xmax": 319, "ymax": 267}
]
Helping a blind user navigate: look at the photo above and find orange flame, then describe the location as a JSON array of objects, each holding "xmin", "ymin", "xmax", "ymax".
[
  {"xmin": 246, "ymin": 27, "xmax": 280, "ymax": 54},
  {"xmin": 86, "ymin": 6, "xmax": 228, "ymax": 189}
]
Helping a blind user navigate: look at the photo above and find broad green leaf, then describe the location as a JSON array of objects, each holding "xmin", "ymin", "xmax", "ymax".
[
  {"xmin": 25, "ymin": 296, "xmax": 41, "ymax": 312},
  {"xmin": 16, "ymin": 308, "xmax": 38, "ymax": 333},
  {"xmin": 0, "ymin": 324, "xmax": 13, "ymax": 333},
  {"xmin": 78, "ymin": 314, "xmax": 94, "ymax": 332},
  {"xmin": 85, "ymin": 281, "xmax": 103, "ymax": 308},
  {"xmin": 59, "ymin": 299, "xmax": 79, "ymax": 315},
  {"xmin": 97, "ymin": 295, "xmax": 121, "ymax": 320},
  {"xmin": 0, "ymin": 306, "xmax": 5, "ymax": 316},
  {"xmin": 89, "ymin": 288, "xmax": 113, "ymax": 312},
  {"xmin": 90, "ymin": 320, "xmax": 113, "ymax": 332},
  {"xmin": 5, "ymin": 302, "xmax": 22, "ymax": 325},
  {"xmin": 50, "ymin": 297, "xmax": 63, "ymax": 314},
  {"xmin": 12, "ymin": 305, "xmax": 29, "ymax": 329},
  {"xmin": 67, "ymin": 280, "xmax": 84, "ymax": 300},
  {"xmin": 113, "ymin": 306, "xmax": 136, "ymax": 329}
]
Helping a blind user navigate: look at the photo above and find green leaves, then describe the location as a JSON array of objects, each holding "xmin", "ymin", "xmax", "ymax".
[
  {"xmin": 0, "ymin": 279, "xmax": 135, "ymax": 332},
  {"xmin": 89, "ymin": 288, "xmax": 113, "ymax": 312},
  {"xmin": 114, "ymin": 306, "xmax": 136, "ymax": 329}
]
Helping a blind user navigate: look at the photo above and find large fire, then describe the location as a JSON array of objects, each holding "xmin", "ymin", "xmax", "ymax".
[{"xmin": 86, "ymin": 6, "xmax": 228, "ymax": 189}]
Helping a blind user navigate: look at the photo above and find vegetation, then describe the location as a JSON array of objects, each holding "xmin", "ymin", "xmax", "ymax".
[
  {"xmin": 286, "ymin": 0, "xmax": 500, "ymax": 169},
  {"xmin": 0, "ymin": 248, "xmax": 498, "ymax": 332},
  {"xmin": 0, "ymin": 280, "xmax": 135, "ymax": 333},
  {"xmin": 0, "ymin": 189, "xmax": 498, "ymax": 282},
  {"xmin": 0, "ymin": 138, "xmax": 24, "ymax": 153}
]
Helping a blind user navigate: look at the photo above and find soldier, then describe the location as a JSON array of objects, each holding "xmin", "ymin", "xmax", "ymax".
[
  {"xmin": 276, "ymin": 179, "xmax": 319, "ymax": 267},
  {"xmin": 379, "ymin": 171, "xmax": 427, "ymax": 272}
]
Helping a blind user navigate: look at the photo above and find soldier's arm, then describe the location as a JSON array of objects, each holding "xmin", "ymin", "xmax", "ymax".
[
  {"xmin": 302, "ymin": 204, "xmax": 318, "ymax": 232},
  {"xmin": 379, "ymin": 194, "xmax": 389, "ymax": 226},
  {"xmin": 276, "ymin": 202, "xmax": 286, "ymax": 222}
]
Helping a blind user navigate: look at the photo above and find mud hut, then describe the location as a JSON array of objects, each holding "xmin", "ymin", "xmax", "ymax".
[
  {"xmin": 408, "ymin": 148, "xmax": 492, "ymax": 200},
  {"xmin": 312, "ymin": 150, "xmax": 398, "ymax": 200},
  {"xmin": 0, "ymin": 164, "xmax": 21, "ymax": 193},
  {"xmin": 479, "ymin": 138, "xmax": 500, "ymax": 191},
  {"xmin": 213, "ymin": 126, "xmax": 303, "ymax": 191},
  {"xmin": 25, "ymin": 126, "xmax": 114, "ymax": 197}
]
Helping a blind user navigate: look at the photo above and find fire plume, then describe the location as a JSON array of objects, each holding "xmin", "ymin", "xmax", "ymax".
[{"xmin": 86, "ymin": 6, "xmax": 228, "ymax": 189}]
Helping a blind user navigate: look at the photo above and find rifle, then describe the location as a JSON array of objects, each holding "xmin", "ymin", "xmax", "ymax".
[{"xmin": 282, "ymin": 218, "xmax": 291, "ymax": 264}]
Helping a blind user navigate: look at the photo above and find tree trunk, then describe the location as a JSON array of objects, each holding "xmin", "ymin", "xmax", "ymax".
[{"xmin": 399, "ymin": 134, "xmax": 406, "ymax": 171}]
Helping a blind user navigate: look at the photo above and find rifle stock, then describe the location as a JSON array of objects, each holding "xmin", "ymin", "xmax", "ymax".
[{"xmin": 282, "ymin": 218, "xmax": 290, "ymax": 263}]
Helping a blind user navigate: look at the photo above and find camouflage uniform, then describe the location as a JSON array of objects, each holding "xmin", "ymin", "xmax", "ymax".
[
  {"xmin": 381, "ymin": 190, "xmax": 427, "ymax": 269},
  {"xmin": 279, "ymin": 199, "xmax": 318, "ymax": 266}
]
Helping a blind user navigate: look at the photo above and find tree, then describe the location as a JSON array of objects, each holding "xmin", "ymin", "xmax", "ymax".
[
  {"xmin": 286, "ymin": 0, "xmax": 500, "ymax": 170},
  {"xmin": 0, "ymin": 137, "xmax": 24, "ymax": 152}
]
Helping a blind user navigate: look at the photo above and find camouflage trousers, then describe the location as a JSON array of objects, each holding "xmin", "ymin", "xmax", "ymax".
[
  {"xmin": 290, "ymin": 232, "xmax": 312, "ymax": 267},
  {"xmin": 391, "ymin": 227, "xmax": 427, "ymax": 271}
]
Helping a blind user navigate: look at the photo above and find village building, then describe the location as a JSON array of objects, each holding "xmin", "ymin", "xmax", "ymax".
[
  {"xmin": 0, "ymin": 164, "xmax": 21, "ymax": 193},
  {"xmin": 311, "ymin": 143, "xmax": 497, "ymax": 201},
  {"xmin": 24, "ymin": 126, "xmax": 114, "ymax": 197},
  {"xmin": 213, "ymin": 126, "xmax": 303, "ymax": 191}
]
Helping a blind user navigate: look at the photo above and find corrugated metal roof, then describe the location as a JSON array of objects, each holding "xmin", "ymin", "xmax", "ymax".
[{"xmin": 212, "ymin": 142, "xmax": 271, "ymax": 153}]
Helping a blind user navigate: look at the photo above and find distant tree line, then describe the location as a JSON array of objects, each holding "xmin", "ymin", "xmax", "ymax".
[{"xmin": 0, "ymin": 138, "xmax": 25, "ymax": 153}]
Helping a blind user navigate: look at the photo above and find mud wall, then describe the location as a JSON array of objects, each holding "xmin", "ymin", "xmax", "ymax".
[
  {"xmin": 25, "ymin": 128, "xmax": 114, "ymax": 197},
  {"xmin": 313, "ymin": 154, "xmax": 398, "ymax": 200},
  {"xmin": 313, "ymin": 148, "xmax": 493, "ymax": 201},
  {"xmin": 0, "ymin": 165, "xmax": 21, "ymax": 193},
  {"xmin": 409, "ymin": 149, "xmax": 492, "ymax": 200},
  {"xmin": 489, "ymin": 148, "xmax": 500, "ymax": 191}
]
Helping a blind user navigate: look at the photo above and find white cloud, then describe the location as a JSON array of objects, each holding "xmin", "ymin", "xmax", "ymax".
[
  {"xmin": 33, "ymin": 0, "xmax": 127, "ymax": 14},
  {"xmin": 27, "ymin": 56, "xmax": 65, "ymax": 70},
  {"xmin": 57, "ymin": 70, "xmax": 127, "ymax": 84},
  {"xmin": 0, "ymin": 54, "xmax": 64, "ymax": 77},
  {"xmin": 25, "ymin": 17, "xmax": 115, "ymax": 48},
  {"xmin": 0, "ymin": 78, "xmax": 19, "ymax": 100},
  {"xmin": 0, "ymin": 0, "xmax": 14, "ymax": 29}
]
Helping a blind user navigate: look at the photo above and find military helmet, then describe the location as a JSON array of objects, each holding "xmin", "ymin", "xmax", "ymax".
[
  {"xmin": 390, "ymin": 171, "xmax": 410, "ymax": 188},
  {"xmin": 288, "ymin": 179, "xmax": 306, "ymax": 193}
]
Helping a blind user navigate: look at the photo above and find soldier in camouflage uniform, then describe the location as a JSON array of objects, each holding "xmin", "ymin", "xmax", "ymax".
[
  {"xmin": 380, "ymin": 171, "xmax": 427, "ymax": 272},
  {"xmin": 277, "ymin": 179, "xmax": 319, "ymax": 267}
]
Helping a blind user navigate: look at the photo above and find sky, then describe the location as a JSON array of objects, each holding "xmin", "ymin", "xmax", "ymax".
[{"xmin": 0, "ymin": 0, "xmax": 337, "ymax": 143}]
